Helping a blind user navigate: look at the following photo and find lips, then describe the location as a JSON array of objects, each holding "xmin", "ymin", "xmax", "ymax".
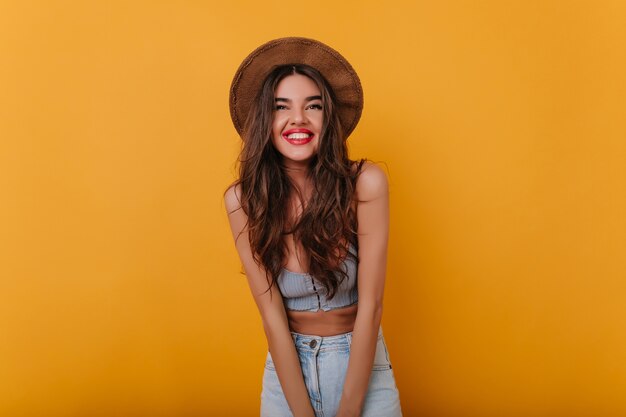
[{"xmin": 282, "ymin": 128, "xmax": 314, "ymax": 145}]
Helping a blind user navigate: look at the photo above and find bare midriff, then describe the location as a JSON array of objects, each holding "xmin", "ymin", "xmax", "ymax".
[{"xmin": 286, "ymin": 303, "xmax": 358, "ymax": 336}]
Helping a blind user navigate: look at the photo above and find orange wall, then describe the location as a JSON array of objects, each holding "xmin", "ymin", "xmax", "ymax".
[{"xmin": 1, "ymin": 1, "xmax": 625, "ymax": 416}]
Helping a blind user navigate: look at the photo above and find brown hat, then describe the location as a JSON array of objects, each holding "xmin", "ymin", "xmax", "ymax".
[{"xmin": 229, "ymin": 37, "xmax": 363, "ymax": 139}]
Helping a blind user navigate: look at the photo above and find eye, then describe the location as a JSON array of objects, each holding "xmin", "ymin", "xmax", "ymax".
[
  {"xmin": 308, "ymin": 104, "xmax": 323, "ymax": 110},
  {"xmin": 275, "ymin": 105, "xmax": 287, "ymax": 110}
]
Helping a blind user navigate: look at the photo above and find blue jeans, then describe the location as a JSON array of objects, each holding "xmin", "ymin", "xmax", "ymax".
[{"xmin": 261, "ymin": 326, "xmax": 403, "ymax": 417}]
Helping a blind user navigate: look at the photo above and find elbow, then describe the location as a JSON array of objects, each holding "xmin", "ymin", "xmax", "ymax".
[
  {"xmin": 260, "ymin": 312, "xmax": 284, "ymax": 335},
  {"xmin": 257, "ymin": 308, "xmax": 280, "ymax": 332},
  {"xmin": 374, "ymin": 302, "xmax": 384, "ymax": 324},
  {"xmin": 258, "ymin": 306, "xmax": 290, "ymax": 342},
  {"xmin": 358, "ymin": 299, "xmax": 384, "ymax": 325}
]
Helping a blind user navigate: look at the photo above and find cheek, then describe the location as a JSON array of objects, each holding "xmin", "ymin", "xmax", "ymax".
[
  {"xmin": 272, "ymin": 116, "xmax": 286, "ymax": 135},
  {"xmin": 271, "ymin": 124, "xmax": 284, "ymax": 147},
  {"xmin": 313, "ymin": 114, "xmax": 324, "ymax": 129}
]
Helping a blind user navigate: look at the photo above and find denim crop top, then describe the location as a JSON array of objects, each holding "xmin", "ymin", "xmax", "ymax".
[{"xmin": 277, "ymin": 243, "xmax": 359, "ymax": 312}]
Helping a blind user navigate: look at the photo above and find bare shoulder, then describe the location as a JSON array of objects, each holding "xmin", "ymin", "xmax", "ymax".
[
  {"xmin": 224, "ymin": 183, "xmax": 243, "ymax": 214},
  {"xmin": 356, "ymin": 161, "xmax": 389, "ymax": 201}
]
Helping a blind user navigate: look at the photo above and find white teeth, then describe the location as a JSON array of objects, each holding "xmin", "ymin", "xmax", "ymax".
[{"xmin": 287, "ymin": 133, "xmax": 312, "ymax": 139}]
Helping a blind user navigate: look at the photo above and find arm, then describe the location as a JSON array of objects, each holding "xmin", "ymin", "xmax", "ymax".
[
  {"xmin": 336, "ymin": 162, "xmax": 390, "ymax": 417},
  {"xmin": 224, "ymin": 185, "xmax": 316, "ymax": 417}
]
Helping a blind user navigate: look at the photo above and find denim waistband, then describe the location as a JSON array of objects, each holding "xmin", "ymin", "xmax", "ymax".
[{"xmin": 290, "ymin": 326, "xmax": 383, "ymax": 351}]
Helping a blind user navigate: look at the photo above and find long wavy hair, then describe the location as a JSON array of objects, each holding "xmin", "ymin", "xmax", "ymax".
[{"xmin": 226, "ymin": 63, "xmax": 367, "ymax": 299}]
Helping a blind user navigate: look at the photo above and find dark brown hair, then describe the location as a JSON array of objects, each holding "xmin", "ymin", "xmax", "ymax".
[{"xmin": 226, "ymin": 63, "xmax": 367, "ymax": 299}]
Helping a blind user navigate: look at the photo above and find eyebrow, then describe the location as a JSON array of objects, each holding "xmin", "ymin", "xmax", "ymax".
[{"xmin": 274, "ymin": 95, "xmax": 322, "ymax": 103}]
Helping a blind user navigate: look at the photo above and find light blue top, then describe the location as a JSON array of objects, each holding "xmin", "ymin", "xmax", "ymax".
[{"xmin": 277, "ymin": 243, "xmax": 359, "ymax": 312}]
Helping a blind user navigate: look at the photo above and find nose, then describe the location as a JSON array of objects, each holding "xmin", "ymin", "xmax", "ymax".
[{"xmin": 291, "ymin": 108, "xmax": 307, "ymax": 125}]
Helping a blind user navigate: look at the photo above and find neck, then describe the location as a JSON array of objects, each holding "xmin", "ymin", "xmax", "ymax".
[{"xmin": 282, "ymin": 160, "xmax": 311, "ymax": 193}]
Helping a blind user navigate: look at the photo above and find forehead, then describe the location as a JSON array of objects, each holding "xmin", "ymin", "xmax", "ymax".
[{"xmin": 274, "ymin": 74, "xmax": 321, "ymax": 98}]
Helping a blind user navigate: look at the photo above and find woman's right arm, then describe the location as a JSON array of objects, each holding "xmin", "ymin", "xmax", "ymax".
[{"xmin": 224, "ymin": 185, "xmax": 315, "ymax": 417}]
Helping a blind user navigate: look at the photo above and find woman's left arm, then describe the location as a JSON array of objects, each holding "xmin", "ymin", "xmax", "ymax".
[{"xmin": 336, "ymin": 162, "xmax": 390, "ymax": 417}]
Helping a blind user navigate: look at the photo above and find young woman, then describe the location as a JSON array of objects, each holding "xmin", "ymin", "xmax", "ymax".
[{"xmin": 224, "ymin": 37, "xmax": 402, "ymax": 417}]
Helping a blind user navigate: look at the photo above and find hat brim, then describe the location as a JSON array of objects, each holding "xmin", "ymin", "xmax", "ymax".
[{"xmin": 229, "ymin": 37, "xmax": 363, "ymax": 139}]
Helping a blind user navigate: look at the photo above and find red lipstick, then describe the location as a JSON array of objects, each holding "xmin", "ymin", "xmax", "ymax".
[{"xmin": 282, "ymin": 128, "xmax": 314, "ymax": 145}]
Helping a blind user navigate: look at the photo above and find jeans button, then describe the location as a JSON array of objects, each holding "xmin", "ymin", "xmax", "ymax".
[{"xmin": 309, "ymin": 339, "xmax": 317, "ymax": 349}]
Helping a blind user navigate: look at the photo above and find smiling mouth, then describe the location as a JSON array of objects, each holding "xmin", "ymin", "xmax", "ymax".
[
  {"xmin": 283, "ymin": 132, "xmax": 314, "ymax": 145},
  {"xmin": 286, "ymin": 133, "xmax": 312, "ymax": 139}
]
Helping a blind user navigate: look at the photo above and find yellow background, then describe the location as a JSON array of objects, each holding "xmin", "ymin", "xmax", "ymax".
[{"xmin": 1, "ymin": 1, "xmax": 625, "ymax": 416}]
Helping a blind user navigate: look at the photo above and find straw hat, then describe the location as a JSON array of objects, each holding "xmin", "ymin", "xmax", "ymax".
[{"xmin": 229, "ymin": 37, "xmax": 363, "ymax": 139}]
